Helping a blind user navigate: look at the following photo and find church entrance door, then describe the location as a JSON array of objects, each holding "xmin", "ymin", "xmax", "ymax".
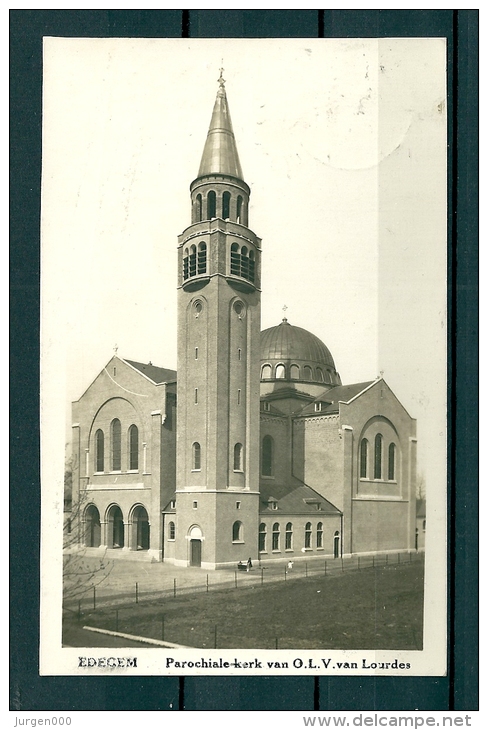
[
  {"xmin": 333, "ymin": 531, "xmax": 340, "ymax": 559},
  {"xmin": 190, "ymin": 539, "xmax": 202, "ymax": 567}
]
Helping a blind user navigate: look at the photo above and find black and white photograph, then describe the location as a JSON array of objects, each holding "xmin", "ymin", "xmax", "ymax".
[{"xmin": 40, "ymin": 37, "xmax": 447, "ymax": 676}]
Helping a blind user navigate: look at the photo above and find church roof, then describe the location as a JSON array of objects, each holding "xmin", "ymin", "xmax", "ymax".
[
  {"xmin": 259, "ymin": 481, "xmax": 341, "ymax": 516},
  {"xmin": 260, "ymin": 319, "xmax": 338, "ymax": 377},
  {"xmin": 313, "ymin": 381, "xmax": 375, "ymax": 414},
  {"xmin": 124, "ymin": 359, "xmax": 177, "ymax": 384},
  {"xmin": 197, "ymin": 73, "xmax": 244, "ymax": 180}
]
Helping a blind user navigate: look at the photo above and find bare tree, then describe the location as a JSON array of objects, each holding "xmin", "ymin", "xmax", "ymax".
[
  {"xmin": 416, "ymin": 472, "xmax": 426, "ymax": 502},
  {"xmin": 63, "ymin": 446, "xmax": 113, "ymax": 604}
]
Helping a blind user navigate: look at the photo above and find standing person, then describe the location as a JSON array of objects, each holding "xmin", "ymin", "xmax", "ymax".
[{"xmin": 247, "ymin": 557, "xmax": 253, "ymax": 572}]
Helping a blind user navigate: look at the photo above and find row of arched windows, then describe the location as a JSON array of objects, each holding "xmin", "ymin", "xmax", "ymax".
[
  {"xmin": 259, "ymin": 522, "xmax": 338, "ymax": 552},
  {"xmin": 194, "ymin": 191, "xmax": 245, "ymax": 224},
  {"xmin": 191, "ymin": 441, "xmax": 244, "ymax": 471},
  {"xmin": 230, "ymin": 243, "xmax": 255, "ymax": 283},
  {"xmin": 84, "ymin": 502, "xmax": 149, "ymax": 550},
  {"xmin": 95, "ymin": 421, "xmax": 139, "ymax": 473},
  {"xmin": 182, "ymin": 241, "xmax": 256, "ymax": 283},
  {"xmin": 183, "ymin": 242, "xmax": 207, "ymax": 280},
  {"xmin": 360, "ymin": 435, "xmax": 396, "ymax": 480},
  {"xmin": 166, "ymin": 519, "xmax": 340, "ymax": 555},
  {"xmin": 261, "ymin": 363, "xmax": 334, "ymax": 383}
]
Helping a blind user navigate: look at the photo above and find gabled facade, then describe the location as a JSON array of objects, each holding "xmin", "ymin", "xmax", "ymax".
[
  {"xmin": 71, "ymin": 356, "xmax": 176, "ymax": 561},
  {"xmin": 69, "ymin": 75, "xmax": 417, "ymax": 568}
]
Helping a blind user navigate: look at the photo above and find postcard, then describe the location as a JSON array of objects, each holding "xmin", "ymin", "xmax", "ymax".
[{"xmin": 40, "ymin": 37, "xmax": 447, "ymax": 677}]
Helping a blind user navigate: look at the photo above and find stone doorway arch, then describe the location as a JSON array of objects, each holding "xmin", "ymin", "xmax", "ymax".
[
  {"xmin": 188, "ymin": 525, "xmax": 203, "ymax": 567},
  {"xmin": 106, "ymin": 504, "xmax": 124, "ymax": 549},
  {"xmin": 84, "ymin": 504, "xmax": 101, "ymax": 547},
  {"xmin": 131, "ymin": 505, "xmax": 150, "ymax": 551}
]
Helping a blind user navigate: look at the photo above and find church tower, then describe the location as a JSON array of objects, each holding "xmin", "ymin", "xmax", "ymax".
[{"xmin": 174, "ymin": 72, "xmax": 262, "ymax": 569}]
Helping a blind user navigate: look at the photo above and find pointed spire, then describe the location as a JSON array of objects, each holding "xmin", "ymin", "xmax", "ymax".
[{"xmin": 197, "ymin": 70, "xmax": 244, "ymax": 180}]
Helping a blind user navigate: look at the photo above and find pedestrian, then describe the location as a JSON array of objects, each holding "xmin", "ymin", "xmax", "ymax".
[{"xmin": 247, "ymin": 557, "xmax": 253, "ymax": 571}]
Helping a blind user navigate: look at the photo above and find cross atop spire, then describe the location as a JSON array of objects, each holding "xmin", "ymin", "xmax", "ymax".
[{"xmin": 218, "ymin": 64, "xmax": 225, "ymax": 89}]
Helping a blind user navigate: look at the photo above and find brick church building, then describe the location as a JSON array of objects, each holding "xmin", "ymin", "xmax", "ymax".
[{"xmin": 70, "ymin": 74, "xmax": 417, "ymax": 569}]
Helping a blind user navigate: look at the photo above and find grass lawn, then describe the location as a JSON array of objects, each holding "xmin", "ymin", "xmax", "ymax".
[{"xmin": 69, "ymin": 560, "xmax": 424, "ymax": 650}]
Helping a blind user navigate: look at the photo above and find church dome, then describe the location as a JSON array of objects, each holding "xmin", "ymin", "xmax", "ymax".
[{"xmin": 260, "ymin": 319, "xmax": 341, "ymax": 386}]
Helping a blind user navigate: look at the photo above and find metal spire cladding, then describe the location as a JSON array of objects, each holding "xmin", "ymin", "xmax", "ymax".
[{"xmin": 197, "ymin": 69, "xmax": 244, "ymax": 180}]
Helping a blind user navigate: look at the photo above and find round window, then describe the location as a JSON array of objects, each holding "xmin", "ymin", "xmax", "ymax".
[{"xmin": 233, "ymin": 300, "xmax": 245, "ymax": 316}]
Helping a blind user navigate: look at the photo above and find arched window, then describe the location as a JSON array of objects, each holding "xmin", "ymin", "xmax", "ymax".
[
  {"xmin": 232, "ymin": 520, "xmax": 243, "ymax": 542},
  {"xmin": 230, "ymin": 242, "xmax": 240, "ymax": 276},
  {"xmin": 360, "ymin": 438, "xmax": 368, "ymax": 479},
  {"xmin": 189, "ymin": 244, "xmax": 197, "ymax": 277},
  {"xmin": 259, "ymin": 523, "xmax": 267, "ymax": 552},
  {"xmin": 197, "ymin": 242, "xmax": 207, "ymax": 274},
  {"xmin": 207, "ymin": 190, "xmax": 216, "ymax": 219},
  {"xmin": 261, "ymin": 364, "xmax": 272, "ymax": 379},
  {"xmin": 128, "ymin": 424, "xmax": 139, "ymax": 471},
  {"xmin": 285, "ymin": 522, "xmax": 293, "ymax": 550},
  {"xmin": 317, "ymin": 522, "xmax": 323, "ymax": 548},
  {"xmin": 275, "ymin": 364, "xmax": 286, "ymax": 379},
  {"xmin": 261, "ymin": 435, "xmax": 273, "ymax": 477},
  {"xmin": 374, "ymin": 434, "xmax": 383, "ymax": 479},
  {"xmin": 234, "ymin": 442, "xmax": 243, "ymax": 471},
  {"xmin": 95, "ymin": 429, "xmax": 104, "ymax": 472},
  {"xmin": 272, "ymin": 522, "xmax": 280, "ymax": 551},
  {"xmin": 168, "ymin": 521, "xmax": 175, "ymax": 540},
  {"xmin": 334, "ymin": 530, "xmax": 340, "ymax": 558},
  {"xmin": 290, "ymin": 364, "xmax": 300, "ymax": 380},
  {"xmin": 183, "ymin": 247, "xmax": 189, "ymax": 280},
  {"xmin": 388, "ymin": 443, "xmax": 396, "ymax": 480},
  {"xmin": 316, "ymin": 367, "xmax": 324, "ymax": 382},
  {"xmin": 240, "ymin": 246, "xmax": 249, "ymax": 280},
  {"xmin": 236, "ymin": 195, "xmax": 243, "ymax": 223},
  {"xmin": 248, "ymin": 249, "xmax": 255, "ymax": 282},
  {"xmin": 196, "ymin": 194, "xmax": 202, "ymax": 222},
  {"xmin": 111, "ymin": 419, "xmax": 121, "ymax": 471},
  {"xmin": 229, "ymin": 243, "xmax": 255, "ymax": 283},
  {"xmin": 222, "ymin": 191, "xmax": 231, "ymax": 219},
  {"xmin": 303, "ymin": 366, "xmax": 313, "ymax": 381},
  {"xmin": 305, "ymin": 522, "xmax": 312, "ymax": 549},
  {"xmin": 325, "ymin": 371, "xmax": 332, "ymax": 384},
  {"xmin": 192, "ymin": 442, "xmax": 201, "ymax": 471}
]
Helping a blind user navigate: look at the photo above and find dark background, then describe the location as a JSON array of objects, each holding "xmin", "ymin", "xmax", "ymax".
[{"xmin": 10, "ymin": 9, "xmax": 478, "ymax": 712}]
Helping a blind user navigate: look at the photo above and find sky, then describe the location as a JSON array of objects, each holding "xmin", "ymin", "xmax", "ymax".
[{"xmin": 41, "ymin": 37, "xmax": 447, "ymax": 496}]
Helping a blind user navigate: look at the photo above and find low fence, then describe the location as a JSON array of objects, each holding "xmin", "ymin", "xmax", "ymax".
[{"xmin": 63, "ymin": 551, "xmax": 424, "ymax": 650}]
